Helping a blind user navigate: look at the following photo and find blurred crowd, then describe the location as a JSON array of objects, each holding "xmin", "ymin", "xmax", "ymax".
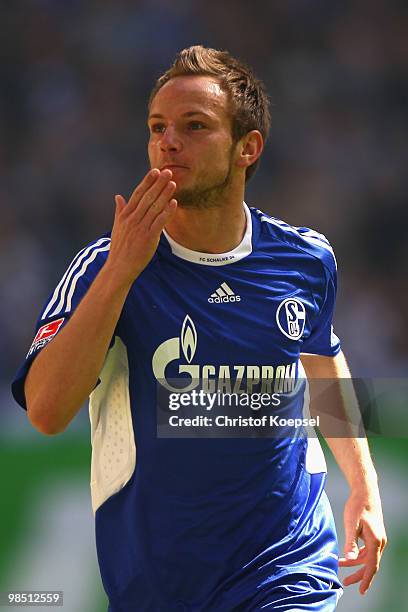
[{"xmin": 1, "ymin": 0, "xmax": 407, "ymax": 395}]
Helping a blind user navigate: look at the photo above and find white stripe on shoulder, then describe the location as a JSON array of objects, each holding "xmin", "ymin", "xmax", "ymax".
[
  {"xmin": 64, "ymin": 243, "xmax": 111, "ymax": 314},
  {"xmin": 41, "ymin": 238, "xmax": 110, "ymax": 320},
  {"xmin": 258, "ymin": 213, "xmax": 335, "ymax": 261},
  {"xmin": 259, "ymin": 214, "xmax": 300, "ymax": 236},
  {"xmin": 298, "ymin": 235, "xmax": 336, "ymax": 260},
  {"xmin": 296, "ymin": 228, "xmax": 330, "ymax": 245}
]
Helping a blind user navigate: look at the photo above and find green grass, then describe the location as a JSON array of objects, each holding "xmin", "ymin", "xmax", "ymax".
[{"xmin": 0, "ymin": 436, "xmax": 90, "ymax": 578}]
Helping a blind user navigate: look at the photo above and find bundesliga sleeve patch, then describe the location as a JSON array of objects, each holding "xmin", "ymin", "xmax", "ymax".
[{"xmin": 27, "ymin": 318, "xmax": 65, "ymax": 357}]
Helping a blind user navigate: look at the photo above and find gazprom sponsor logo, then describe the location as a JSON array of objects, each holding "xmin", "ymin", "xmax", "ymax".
[{"xmin": 152, "ymin": 315, "xmax": 296, "ymax": 393}]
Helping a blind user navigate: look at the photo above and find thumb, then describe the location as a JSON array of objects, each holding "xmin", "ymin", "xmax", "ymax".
[
  {"xmin": 343, "ymin": 519, "xmax": 360, "ymax": 559},
  {"xmin": 114, "ymin": 194, "xmax": 127, "ymax": 213}
]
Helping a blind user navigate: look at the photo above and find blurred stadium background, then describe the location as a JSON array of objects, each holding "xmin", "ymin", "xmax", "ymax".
[{"xmin": 1, "ymin": 1, "xmax": 407, "ymax": 610}]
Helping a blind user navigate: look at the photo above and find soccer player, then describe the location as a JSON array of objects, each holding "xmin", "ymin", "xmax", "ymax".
[{"xmin": 12, "ymin": 46, "xmax": 386, "ymax": 611}]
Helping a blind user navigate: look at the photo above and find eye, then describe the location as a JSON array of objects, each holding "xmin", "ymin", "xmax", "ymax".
[
  {"xmin": 188, "ymin": 121, "xmax": 205, "ymax": 130},
  {"xmin": 150, "ymin": 123, "xmax": 166, "ymax": 133}
]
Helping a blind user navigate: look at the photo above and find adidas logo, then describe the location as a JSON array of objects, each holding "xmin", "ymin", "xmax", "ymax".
[{"xmin": 208, "ymin": 282, "xmax": 241, "ymax": 303}]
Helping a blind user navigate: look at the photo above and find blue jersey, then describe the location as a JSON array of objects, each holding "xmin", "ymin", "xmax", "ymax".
[{"xmin": 12, "ymin": 204, "xmax": 343, "ymax": 611}]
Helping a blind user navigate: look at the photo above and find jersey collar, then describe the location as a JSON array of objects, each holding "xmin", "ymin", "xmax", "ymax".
[{"xmin": 162, "ymin": 203, "xmax": 253, "ymax": 266}]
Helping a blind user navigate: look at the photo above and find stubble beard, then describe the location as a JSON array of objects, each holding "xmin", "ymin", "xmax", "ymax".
[{"xmin": 175, "ymin": 149, "xmax": 235, "ymax": 210}]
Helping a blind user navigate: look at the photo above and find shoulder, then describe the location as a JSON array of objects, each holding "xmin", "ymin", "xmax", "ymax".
[
  {"xmin": 75, "ymin": 233, "xmax": 111, "ymax": 263},
  {"xmin": 250, "ymin": 206, "xmax": 337, "ymax": 277},
  {"xmin": 63, "ymin": 233, "xmax": 112, "ymax": 279},
  {"xmin": 40, "ymin": 234, "xmax": 111, "ymax": 321}
]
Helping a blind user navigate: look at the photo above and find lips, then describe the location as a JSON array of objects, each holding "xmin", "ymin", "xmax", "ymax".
[{"xmin": 160, "ymin": 164, "xmax": 188, "ymax": 171}]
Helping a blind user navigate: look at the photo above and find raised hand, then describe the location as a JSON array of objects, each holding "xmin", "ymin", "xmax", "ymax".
[{"xmin": 107, "ymin": 168, "xmax": 177, "ymax": 286}]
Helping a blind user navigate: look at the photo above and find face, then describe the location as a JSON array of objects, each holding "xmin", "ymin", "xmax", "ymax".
[{"xmin": 148, "ymin": 76, "xmax": 237, "ymax": 208}]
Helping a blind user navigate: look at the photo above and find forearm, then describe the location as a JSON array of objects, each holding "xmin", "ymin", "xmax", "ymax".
[
  {"xmin": 301, "ymin": 342, "xmax": 387, "ymax": 591},
  {"xmin": 324, "ymin": 436, "xmax": 379, "ymax": 494},
  {"xmin": 25, "ymin": 263, "xmax": 133, "ymax": 434},
  {"xmin": 302, "ymin": 351, "xmax": 379, "ymax": 491},
  {"xmin": 25, "ymin": 169, "xmax": 177, "ymax": 435}
]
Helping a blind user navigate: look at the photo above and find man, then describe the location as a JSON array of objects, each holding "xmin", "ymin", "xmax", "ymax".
[{"xmin": 12, "ymin": 46, "xmax": 386, "ymax": 611}]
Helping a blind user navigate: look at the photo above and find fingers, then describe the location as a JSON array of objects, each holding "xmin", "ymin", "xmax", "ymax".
[
  {"xmin": 115, "ymin": 169, "xmax": 176, "ymax": 231},
  {"xmin": 359, "ymin": 533, "xmax": 382, "ymax": 595},
  {"xmin": 113, "ymin": 167, "xmax": 176, "ymax": 246},
  {"xmin": 340, "ymin": 528, "xmax": 386, "ymax": 595},
  {"xmin": 125, "ymin": 168, "xmax": 161, "ymax": 213},
  {"xmin": 119, "ymin": 168, "xmax": 175, "ymax": 227},
  {"xmin": 359, "ymin": 567, "xmax": 378, "ymax": 595},
  {"xmin": 133, "ymin": 170, "xmax": 175, "ymax": 223},
  {"xmin": 339, "ymin": 546, "xmax": 366, "ymax": 567},
  {"xmin": 140, "ymin": 180, "xmax": 176, "ymax": 228},
  {"xmin": 343, "ymin": 566, "xmax": 365, "ymax": 588},
  {"xmin": 150, "ymin": 199, "xmax": 177, "ymax": 233},
  {"xmin": 340, "ymin": 544, "xmax": 375, "ymax": 593},
  {"xmin": 339, "ymin": 543, "xmax": 367, "ymax": 590}
]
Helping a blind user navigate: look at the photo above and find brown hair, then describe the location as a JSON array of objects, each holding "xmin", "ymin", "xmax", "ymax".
[{"xmin": 149, "ymin": 45, "xmax": 270, "ymax": 182}]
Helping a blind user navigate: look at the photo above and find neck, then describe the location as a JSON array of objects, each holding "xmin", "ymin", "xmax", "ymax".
[{"xmin": 164, "ymin": 188, "xmax": 247, "ymax": 254}]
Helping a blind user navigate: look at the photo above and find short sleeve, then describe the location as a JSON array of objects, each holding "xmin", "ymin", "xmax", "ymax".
[
  {"xmin": 301, "ymin": 250, "xmax": 341, "ymax": 357},
  {"xmin": 11, "ymin": 236, "xmax": 111, "ymax": 410}
]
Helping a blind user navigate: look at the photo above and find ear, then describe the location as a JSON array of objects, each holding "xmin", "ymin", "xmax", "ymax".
[{"xmin": 235, "ymin": 130, "xmax": 264, "ymax": 170}]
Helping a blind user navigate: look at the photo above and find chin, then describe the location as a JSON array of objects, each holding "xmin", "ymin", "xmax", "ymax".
[
  {"xmin": 176, "ymin": 200, "xmax": 200, "ymax": 209},
  {"xmin": 174, "ymin": 187, "xmax": 194, "ymax": 204},
  {"xmin": 174, "ymin": 193, "xmax": 197, "ymax": 208},
  {"xmin": 176, "ymin": 193, "xmax": 221, "ymax": 210}
]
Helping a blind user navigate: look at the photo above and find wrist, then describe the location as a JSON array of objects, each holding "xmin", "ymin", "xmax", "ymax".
[
  {"xmin": 101, "ymin": 259, "xmax": 141, "ymax": 293},
  {"xmin": 349, "ymin": 468, "xmax": 379, "ymax": 496}
]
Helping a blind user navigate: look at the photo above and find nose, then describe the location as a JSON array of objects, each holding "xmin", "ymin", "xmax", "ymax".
[{"xmin": 159, "ymin": 126, "xmax": 182, "ymax": 153}]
